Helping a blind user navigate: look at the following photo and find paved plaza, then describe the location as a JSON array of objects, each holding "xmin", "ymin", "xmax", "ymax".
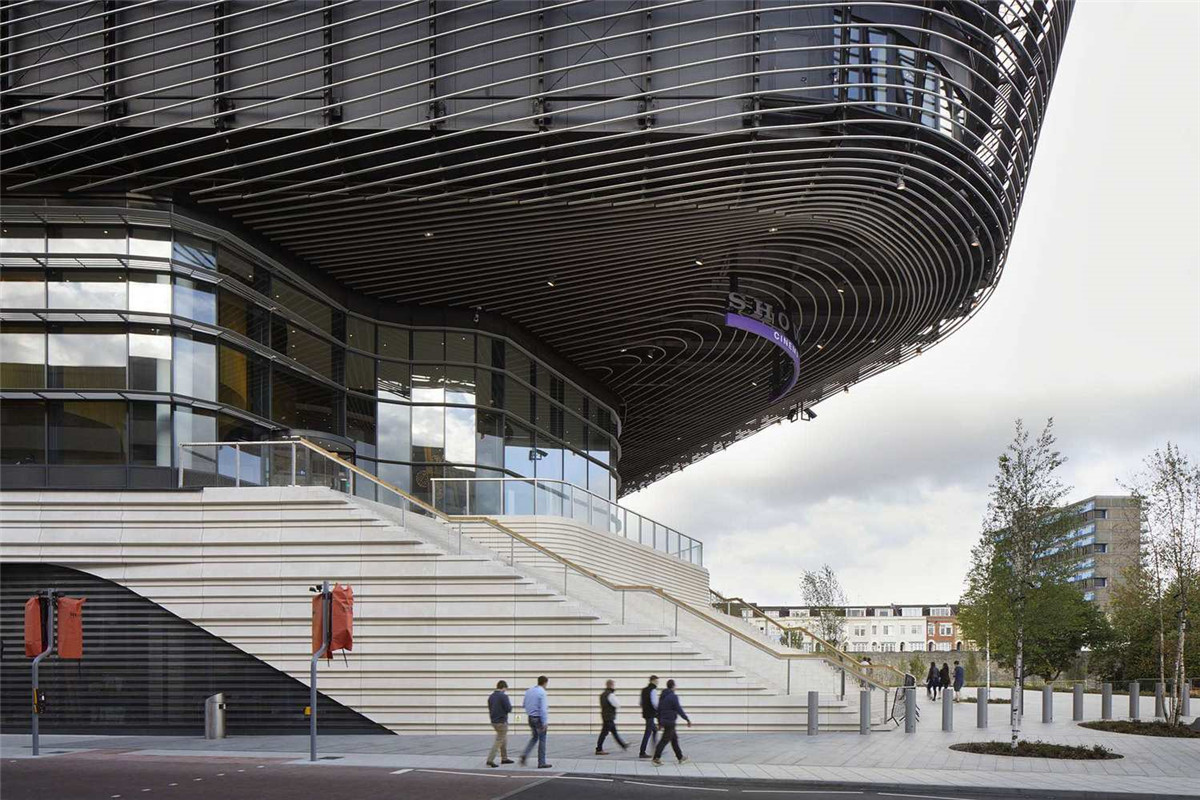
[{"xmin": 4, "ymin": 690, "xmax": 1197, "ymax": 797}]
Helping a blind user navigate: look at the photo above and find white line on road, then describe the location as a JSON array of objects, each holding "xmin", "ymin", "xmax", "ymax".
[
  {"xmin": 414, "ymin": 768, "xmax": 508, "ymax": 779},
  {"xmin": 625, "ymin": 780, "xmax": 729, "ymax": 792},
  {"xmin": 880, "ymin": 793, "xmax": 974, "ymax": 800},
  {"xmin": 543, "ymin": 776, "xmax": 613, "ymax": 782},
  {"xmin": 742, "ymin": 792, "xmax": 864, "ymax": 796},
  {"xmin": 390, "ymin": 768, "xmax": 412, "ymax": 775}
]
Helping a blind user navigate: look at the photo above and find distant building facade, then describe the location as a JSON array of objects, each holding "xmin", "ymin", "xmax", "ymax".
[
  {"xmin": 1052, "ymin": 495, "xmax": 1143, "ymax": 609},
  {"xmin": 730, "ymin": 602, "xmax": 969, "ymax": 653}
]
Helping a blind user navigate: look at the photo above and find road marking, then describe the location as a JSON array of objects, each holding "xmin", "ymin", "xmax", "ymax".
[
  {"xmin": 743, "ymin": 792, "xmax": 864, "ymax": 796},
  {"xmin": 167, "ymin": 783, "xmax": 177, "ymax": 787},
  {"xmin": 625, "ymin": 780, "xmax": 728, "ymax": 792},
  {"xmin": 880, "ymin": 794, "xmax": 974, "ymax": 800},
  {"xmin": 192, "ymin": 778, "xmax": 202, "ymax": 782},
  {"xmin": 216, "ymin": 773, "xmax": 224, "ymax": 777},
  {"xmin": 414, "ymin": 769, "xmax": 508, "ymax": 779},
  {"xmin": 255, "ymin": 765, "xmax": 265, "ymax": 769},
  {"xmin": 236, "ymin": 769, "xmax": 245, "ymax": 773},
  {"xmin": 390, "ymin": 768, "xmax": 412, "ymax": 775},
  {"xmin": 545, "ymin": 776, "xmax": 612, "ymax": 782}
]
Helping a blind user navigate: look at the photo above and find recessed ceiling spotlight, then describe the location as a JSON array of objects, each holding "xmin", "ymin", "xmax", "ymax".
[
  {"xmin": 836, "ymin": 282, "xmax": 845, "ymax": 294},
  {"xmin": 751, "ymin": 381, "xmax": 758, "ymax": 387},
  {"xmin": 970, "ymin": 235, "xmax": 980, "ymax": 247},
  {"xmin": 423, "ymin": 231, "xmax": 434, "ymax": 238},
  {"xmin": 816, "ymin": 342, "xmax": 825, "ymax": 350},
  {"xmin": 620, "ymin": 347, "xmax": 627, "ymax": 353},
  {"xmin": 768, "ymin": 227, "xmax": 778, "ymax": 233},
  {"xmin": 546, "ymin": 280, "xmax": 555, "ymax": 287},
  {"xmin": 694, "ymin": 259, "xmax": 704, "ymax": 266},
  {"xmin": 896, "ymin": 175, "xmax": 906, "ymax": 191},
  {"xmin": 870, "ymin": 338, "xmax": 877, "ymax": 344}
]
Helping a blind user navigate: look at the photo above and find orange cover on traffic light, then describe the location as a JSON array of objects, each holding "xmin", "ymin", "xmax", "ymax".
[
  {"xmin": 330, "ymin": 583, "xmax": 354, "ymax": 656},
  {"xmin": 24, "ymin": 597, "xmax": 43, "ymax": 657},
  {"xmin": 57, "ymin": 597, "xmax": 86, "ymax": 659}
]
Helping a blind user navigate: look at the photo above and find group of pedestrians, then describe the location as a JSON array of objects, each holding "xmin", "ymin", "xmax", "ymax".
[
  {"xmin": 925, "ymin": 660, "xmax": 966, "ymax": 701},
  {"xmin": 485, "ymin": 674, "xmax": 692, "ymax": 769}
]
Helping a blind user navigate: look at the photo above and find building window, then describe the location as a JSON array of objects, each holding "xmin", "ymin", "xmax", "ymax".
[
  {"xmin": 939, "ymin": 624, "xmax": 954, "ymax": 637},
  {"xmin": 930, "ymin": 606, "xmax": 951, "ymax": 616},
  {"xmin": 1094, "ymin": 543, "xmax": 1108, "ymax": 554},
  {"xmin": 1093, "ymin": 577, "xmax": 1107, "ymax": 588},
  {"xmin": 1, "ymin": 400, "xmax": 45, "ymax": 464},
  {"xmin": 847, "ymin": 609, "xmax": 864, "ymax": 617},
  {"xmin": 876, "ymin": 609, "xmax": 891, "ymax": 617},
  {"xmin": 49, "ymin": 401, "xmax": 127, "ymax": 465},
  {"xmin": 49, "ymin": 328, "xmax": 126, "ymax": 389}
]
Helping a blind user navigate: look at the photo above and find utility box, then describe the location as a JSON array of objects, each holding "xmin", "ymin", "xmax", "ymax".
[{"xmin": 204, "ymin": 693, "xmax": 226, "ymax": 740}]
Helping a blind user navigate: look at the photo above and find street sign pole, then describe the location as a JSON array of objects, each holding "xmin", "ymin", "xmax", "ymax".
[
  {"xmin": 31, "ymin": 590, "xmax": 56, "ymax": 757},
  {"xmin": 310, "ymin": 581, "xmax": 331, "ymax": 763}
]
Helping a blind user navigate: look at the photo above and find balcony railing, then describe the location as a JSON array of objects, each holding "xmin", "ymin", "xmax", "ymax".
[{"xmin": 430, "ymin": 476, "xmax": 702, "ymax": 567}]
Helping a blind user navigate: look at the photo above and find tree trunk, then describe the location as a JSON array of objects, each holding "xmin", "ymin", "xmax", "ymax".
[
  {"xmin": 1011, "ymin": 626, "xmax": 1023, "ymax": 750},
  {"xmin": 1171, "ymin": 612, "xmax": 1186, "ymax": 726}
]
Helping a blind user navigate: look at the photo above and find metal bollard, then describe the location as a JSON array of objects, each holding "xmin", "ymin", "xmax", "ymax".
[
  {"xmin": 1182, "ymin": 680, "xmax": 1192, "ymax": 717},
  {"xmin": 977, "ymin": 687, "xmax": 988, "ymax": 728},
  {"xmin": 859, "ymin": 689, "xmax": 871, "ymax": 735},
  {"xmin": 942, "ymin": 686, "xmax": 953, "ymax": 732},
  {"xmin": 1155, "ymin": 682, "xmax": 1165, "ymax": 718},
  {"xmin": 1073, "ymin": 683, "xmax": 1084, "ymax": 721},
  {"xmin": 1042, "ymin": 685, "xmax": 1053, "ymax": 723},
  {"xmin": 204, "ymin": 693, "xmax": 226, "ymax": 740},
  {"xmin": 1129, "ymin": 681, "xmax": 1140, "ymax": 720},
  {"xmin": 1101, "ymin": 683, "xmax": 1112, "ymax": 720},
  {"xmin": 904, "ymin": 686, "xmax": 917, "ymax": 733},
  {"xmin": 807, "ymin": 691, "xmax": 819, "ymax": 736}
]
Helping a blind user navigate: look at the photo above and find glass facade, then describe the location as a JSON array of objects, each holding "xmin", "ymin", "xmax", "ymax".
[{"xmin": 0, "ymin": 218, "xmax": 621, "ymax": 505}]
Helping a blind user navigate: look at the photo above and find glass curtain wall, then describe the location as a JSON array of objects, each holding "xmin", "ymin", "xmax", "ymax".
[{"xmin": 0, "ymin": 218, "xmax": 621, "ymax": 503}]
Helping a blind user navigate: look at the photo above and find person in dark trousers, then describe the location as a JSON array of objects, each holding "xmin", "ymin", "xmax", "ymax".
[
  {"xmin": 595, "ymin": 679, "xmax": 628, "ymax": 754},
  {"xmin": 939, "ymin": 662, "xmax": 951, "ymax": 699},
  {"xmin": 652, "ymin": 679, "xmax": 691, "ymax": 766},
  {"xmin": 952, "ymin": 661, "xmax": 965, "ymax": 702},
  {"xmin": 520, "ymin": 675, "xmax": 552, "ymax": 769},
  {"xmin": 486, "ymin": 680, "xmax": 515, "ymax": 768},
  {"xmin": 926, "ymin": 661, "xmax": 939, "ymax": 700},
  {"xmin": 638, "ymin": 675, "xmax": 660, "ymax": 758}
]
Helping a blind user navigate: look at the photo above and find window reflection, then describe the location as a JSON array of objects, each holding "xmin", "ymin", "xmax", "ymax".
[
  {"xmin": 50, "ymin": 401, "xmax": 127, "ymax": 465},
  {"xmin": 129, "ymin": 272, "xmax": 172, "ymax": 314},
  {"xmin": 445, "ymin": 406, "xmax": 475, "ymax": 464},
  {"xmin": 48, "ymin": 270, "xmax": 126, "ymax": 309},
  {"xmin": 1, "ymin": 400, "xmax": 45, "ymax": 464},
  {"xmin": 130, "ymin": 402, "xmax": 172, "ymax": 466},
  {"xmin": 377, "ymin": 360, "xmax": 409, "ymax": 401},
  {"xmin": 272, "ymin": 278, "xmax": 332, "ymax": 334},
  {"xmin": 173, "ymin": 232, "xmax": 216, "ymax": 270},
  {"xmin": 174, "ymin": 277, "xmax": 217, "ymax": 324},
  {"xmin": 0, "ymin": 269, "xmax": 46, "ymax": 307},
  {"xmin": 346, "ymin": 396, "xmax": 376, "ymax": 457},
  {"xmin": 129, "ymin": 227, "xmax": 172, "ymax": 259},
  {"xmin": 173, "ymin": 335, "xmax": 217, "ymax": 401},
  {"xmin": 377, "ymin": 402, "xmax": 411, "ymax": 462},
  {"xmin": 347, "ymin": 316, "xmax": 375, "ymax": 352},
  {"xmin": 49, "ymin": 226, "xmax": 126, "ymax": 254},
  {"xmin": 273, "ymin": 322, "xmax": 332, "ymax": 378},
  {"xmin": 1, "ymin": 225, "xmax": 46, "ymax": 253},
  {"xmin": 49, "ymin": 329, "xmax": 126, "ymax": 388},
  {"xmin": 175, "ymin": 407, "xmax": 217, "ymax": 471},
  {"xmin": 377, "ymin": 325, "xmax": 409, "ymax": 358},
  {"xmin": 0, "ymin": 329, "xmax": 45, "ymax": 388},
  {"xmin": 129, "ymin": 329, "xmax": 173, "ymax": 391},
  {"xmin": 272, "ymin": 368, "xmax": 338, "ymax": 433}
]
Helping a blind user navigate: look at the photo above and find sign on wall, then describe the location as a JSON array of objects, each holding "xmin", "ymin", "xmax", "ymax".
[{"xmin": 725, "ymin": 291, "xmax": 800, "ymax": 402}]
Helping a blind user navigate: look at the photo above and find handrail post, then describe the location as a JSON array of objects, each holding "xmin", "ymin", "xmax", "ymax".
[
  {"xmin": 234, "ymin": 444, "xmax": 241, "ymax": 487},
  {"xmin": 291, "ymin": 442, "xmax": 297, "ymax": 486}
]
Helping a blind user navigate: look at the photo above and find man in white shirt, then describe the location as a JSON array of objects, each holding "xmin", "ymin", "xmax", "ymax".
[
  {"xmin": 519, "ymin": 675, "xmax": 552, "ymax": 768},
  {"xmin": 595, "ymin": 679, "xmax": 629, "ymax": 754}
]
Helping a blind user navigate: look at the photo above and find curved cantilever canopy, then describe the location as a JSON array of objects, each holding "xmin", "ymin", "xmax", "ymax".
[{"xmin": 0, "ymin": 1, "xmax": 1073, "ymax": 493}]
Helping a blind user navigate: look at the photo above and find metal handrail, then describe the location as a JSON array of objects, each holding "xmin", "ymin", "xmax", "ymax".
[
  {"xmin": 430, "ymin": 475, "xmax": 702, "ymax": 566},
  {"xmin": 709, "ymin": 589, "xmax": 907, "ymax": 687},
  {"xmin": 178, "ymin": 439, "xmax": 886, "ymax": 695}
]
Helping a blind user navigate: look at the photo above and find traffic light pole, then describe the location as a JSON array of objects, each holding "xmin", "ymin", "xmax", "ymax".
[
  {"xmin": 31, "ymin": 590, "xmax": 56, "ymax": 757},
  {"xmin": 310, "ymin": 581, "xmax": 331, "ymax": 763}
]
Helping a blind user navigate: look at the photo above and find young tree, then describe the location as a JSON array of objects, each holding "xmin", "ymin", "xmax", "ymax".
[
  {"xmin": 1125, "ymin": 444, "xmax": 1200, "ymax": 726},
  {"xmin": 801, "ymin": 564, "xmax": 847, "ymax": 649},
  {"xmin": 960, "ymin": 419, "xmax": 1075, "ymax": 750}
]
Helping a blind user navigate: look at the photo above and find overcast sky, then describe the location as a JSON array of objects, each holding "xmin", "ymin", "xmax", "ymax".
[{"xmin": 624, "ymin": 2, "xmax": 1200, "ymax": 607}]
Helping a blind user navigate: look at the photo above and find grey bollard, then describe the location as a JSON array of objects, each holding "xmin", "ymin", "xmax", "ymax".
[
  {"xmin": 1182, "ymin": 680, "xmax": 1192, "ymax": 717},
  {"xmin": 807, "ymin": 691, "xmax": 819, "ymax": 735},
  {"xmin": 859, "ymin": 689, "xmax": 871, "ymax": 735},
  {"xmin": 1101, "ymin": 683, "xmax": 1113, "ymax": 720},
  {"xmin": 977, "ymin": 687, "xmax": 988, "ymax": 728},
  {"xmin": 942, "ymin": 686, "xmax": 954, "ymax": 731},
  {"xmin": 1155, "ymin": 682, "xmax": 1165, "ymax": 718},
  {"xmin": 1129, "ymin": 681, "xmax": 1139, "ymax": 720},
  {"xmin": 904, "ymin": 686, "xmax": 917, "ymax": 733},
  {"xmin": 204, "ymin": 693, "xmax": 226, "ymax": 740},
  {"xmin": 1042, "ymin": 685, "xmax": 1053, "ymax": 723},
  {"xmin": 1073, "ymin": 683, "xmax": 1084, "ymax": 721}
]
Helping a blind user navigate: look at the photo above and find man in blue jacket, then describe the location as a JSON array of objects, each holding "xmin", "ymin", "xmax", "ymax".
[
  {"xmin": 520, "ymin": 675, "xmax": 552, "ymax": 769},
  {"xmin": 486, "ymin": 680, "xmax": 515, "ymax": 768},
  {"xmin": 652, "ymin": 679, "xmax": 691, "ymax": 765}
]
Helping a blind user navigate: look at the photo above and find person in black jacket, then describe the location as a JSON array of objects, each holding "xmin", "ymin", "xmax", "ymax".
[
  {"xmin": 926, "ymin": 661, "xmax": 939, "ymax": 700},
  {"xmin": 638, "ymin": 675, "xmax": 659, "ymax": 758},
  {"xmin": 652, "ymin": 679, "xmax": 691, "ymax": 765},
  {"xmin": 938, "ymin": 663, "xmax": 951, "ymax": 698},
  {"xmin": 595, "ymin": 679, "xmax": 628, "ymax": 754},
  {"xmin": 486, "ymin": 680, "xmax": 515, "ymax": 768}
]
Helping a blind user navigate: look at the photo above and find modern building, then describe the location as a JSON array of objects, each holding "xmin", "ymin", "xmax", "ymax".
[
  {"xmin": 1055, "ymin": 495, "xmax": 1143, "ymax": 609},
  {"xmin": 0, "ymin": 1, "xmax": 1072, "ymax": 734}
]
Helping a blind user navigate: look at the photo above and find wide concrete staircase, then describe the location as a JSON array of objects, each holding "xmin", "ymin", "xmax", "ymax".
[{"xmin": 0, "ymin": 486, "xmax": 884, "ymax": 732}]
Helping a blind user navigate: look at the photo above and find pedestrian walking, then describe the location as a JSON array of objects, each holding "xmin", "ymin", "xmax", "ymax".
[
  {"xmin": 638, "ymin": 674, "xmax": 660, "ymax": 758},
  {"xmin": 952, "ymin": 661, "xmax": 965, "ymax": 702},
  {"xmin": 519, "ymin": 675, "xmax": 552, "ymax": 769},
  {"xmin": 652, "ymin": 679, "xmax": 691, "ymax": 766},
  {"xmin": 939, "ymin": 662, "xmax": 951, "ymax": 700},
  {"xmin": 926, "ymin": 661, "xmax": 939, "ymax": 700},
  {"xmin": 595, "ymin": 679, "xmax": 629, "ymax": 754},
  {"xmin": 486, "ymin": 680, "xmax": 515, "ymax": 768}
]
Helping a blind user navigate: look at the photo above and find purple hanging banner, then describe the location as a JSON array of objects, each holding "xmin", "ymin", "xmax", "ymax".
[{"xmin": 725, "ymin": 311, "xmax": 800, "ymax": 402}]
